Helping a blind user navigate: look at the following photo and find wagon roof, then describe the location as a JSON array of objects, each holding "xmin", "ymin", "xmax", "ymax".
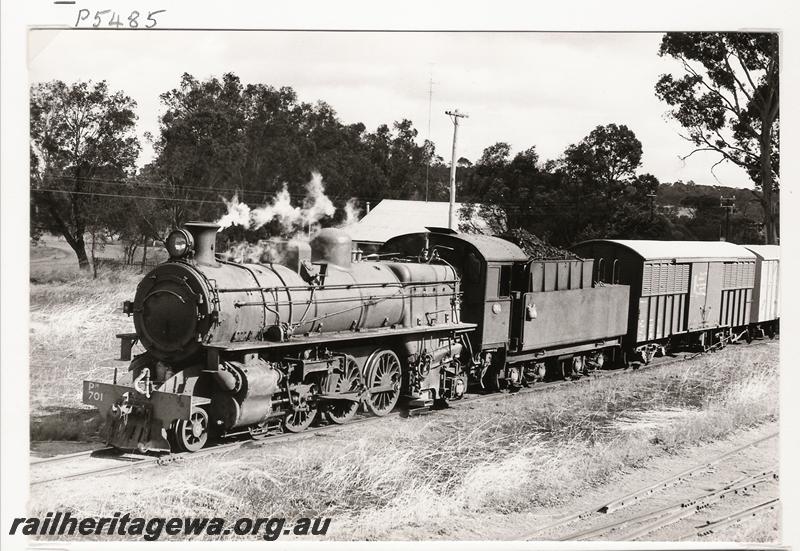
[
  {"xmin": 743, "ymin": 245, "xmax": 780, "ymax": 260},
  {"xmin": 578, "ymin": 239, "xmax": 756, "ymax": 262}
]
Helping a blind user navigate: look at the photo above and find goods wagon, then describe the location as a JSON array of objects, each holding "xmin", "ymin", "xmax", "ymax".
[
  {"xmin": 744, "ymin": 245, "xmax": 780, "ymax": 337},
  {"xmin": 572, "ymin": 240, "xmax": 756, "ymax": 361}
]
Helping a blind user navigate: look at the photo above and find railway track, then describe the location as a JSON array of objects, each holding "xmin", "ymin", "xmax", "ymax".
[
  {"xmin": 523, "ymin": 430, "xmax": 778, "ymax": 541},
  {"xmin": 31, "ymin": 340, "xmax": 775, "ymax": 487},
  {"xmin": 680, "ymin": 497, "xmax": 780, "ymax": 540}
]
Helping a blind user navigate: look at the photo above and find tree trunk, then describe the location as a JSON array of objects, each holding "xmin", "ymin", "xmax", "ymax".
[
  {"xmin": 760, "ymin": 124, "xmax": 776, "ymax": 245},
  {"xmin": 42, "ymin": 192, "xmax": 91, "ymax": 270},
  {"xmin": 72, "ymin": 234, "xmax": 91, "ymax": 271},
  {"xmin": 90, "ymin": 230, "xmax": 98, "ymax": 279}
]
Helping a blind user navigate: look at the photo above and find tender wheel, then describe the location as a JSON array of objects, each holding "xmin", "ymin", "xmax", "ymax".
[
  {"xmin": 560, "ymin": 359, "xmax": 577, "ymax": 380},
  {"xmin": 324, "ymin": 356, "xmax": 363, "ymax": 425},
  {"xmin": 364, "ymin": 349, "xmax": 402, "ymax": 416},
  {"xmin": 482, "ymin": 365, "xmax": 502, "ymax": 392},
  {"xmin": 171, "ymin": 407, "xmax": 209, "ymax": 452}
]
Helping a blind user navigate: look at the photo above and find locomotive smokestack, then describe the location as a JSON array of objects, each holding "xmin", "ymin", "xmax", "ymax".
[{"xmin": 184, "ymin": 222, "xmax": 220, "ymax": 266}]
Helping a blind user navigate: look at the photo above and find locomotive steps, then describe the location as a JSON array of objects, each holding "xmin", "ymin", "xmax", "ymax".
[{"xmin": 29, "ymin": 341, "xmax": 779, "ymax": 542}]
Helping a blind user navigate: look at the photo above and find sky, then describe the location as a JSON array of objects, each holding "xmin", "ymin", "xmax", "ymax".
[{"xmin": 28, "ymin": 29, "xmax": 754, "ymax": 189}]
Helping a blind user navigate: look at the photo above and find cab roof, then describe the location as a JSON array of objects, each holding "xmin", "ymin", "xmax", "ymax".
[
  {"xmin": 384, "ymin": 230, "xmax": 528, "ymax": 263},
  {"xmin": 440, "ymin": 232, "xmax": 528, "ymax": 262}
]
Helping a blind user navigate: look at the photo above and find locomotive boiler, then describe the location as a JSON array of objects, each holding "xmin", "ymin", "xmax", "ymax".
[{"xmin": 84, "ymin": 222, "xmax": 473, "ymax": 452}]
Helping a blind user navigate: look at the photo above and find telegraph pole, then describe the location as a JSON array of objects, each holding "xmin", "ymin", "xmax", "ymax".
[
  {"xmin": 720, "ymin": 196, "xmax": 736, "ymax": 241},
  {"xmin": 446, "ymin": 109, "xmax": 468, "ymax": 230}
]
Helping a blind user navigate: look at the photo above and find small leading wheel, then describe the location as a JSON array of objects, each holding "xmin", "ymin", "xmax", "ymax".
[
  {"xmin": 283, "ymin": 390, "xmax": 318, "ymax": 433},
  {"xmin": 325, "ymin": 356, "xmax": 363, "ymax": 425},
  {"xmin": 171, "ymin": 407, "xmax": 209, "ymax": 452},
  {"xmin": 283, "ymin": 408, "xmax": 317, "ymax": 433},
  {"xmin": 364, "ymin": 349, "xmax": 402, "ymax": 416}
]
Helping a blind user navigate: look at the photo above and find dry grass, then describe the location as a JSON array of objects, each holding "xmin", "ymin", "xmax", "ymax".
[
  {"xmin": 29, "ymin": 267, "xmax": 142, "ymax": 439},
  {"xmin": 30, "ymin": 344, "xmax": 779, "ymax": 541}
]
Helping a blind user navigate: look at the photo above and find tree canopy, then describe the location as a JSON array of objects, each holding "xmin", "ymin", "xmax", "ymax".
[
  {"xmin": 146, "ymin": 72, "xmax": 439, "ymax": 234},
  {"xmin": 655, "ymin": 32, "xmax": 779, "ymax": 243},
  {"xmin": 459, "ymin": 124, "xmax": 672, "ymax": 247},
  {"xmin": 30, "ymin": 80, "xmax": 140, "ymax": 269}
]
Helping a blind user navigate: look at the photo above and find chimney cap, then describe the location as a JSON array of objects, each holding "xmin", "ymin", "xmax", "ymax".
[{"xmin": 184, "ymin": 221, "xmax": 221, "ymax": 231}]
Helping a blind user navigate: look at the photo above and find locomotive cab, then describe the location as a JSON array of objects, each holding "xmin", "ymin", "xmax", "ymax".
[{"xmin": 382, "ymin": 229, "xmax": 528, "ymax": 353}]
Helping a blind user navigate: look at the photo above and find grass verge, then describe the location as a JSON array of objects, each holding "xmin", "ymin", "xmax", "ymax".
[{"xmin": 29, "ymin": 267, "xmax": 141, "ymax": 440}]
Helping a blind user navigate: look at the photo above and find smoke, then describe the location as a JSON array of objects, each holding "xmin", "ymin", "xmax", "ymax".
[
  {"xmin": 303, "ymin": 171, "xmax": 336, "ymax": 228},
  {"xmin": 250, "ymin": 184, "xmax": 301, "ymax": 231},
  {"xmin": 343, "ymin": 198, "xmax": 361, "ymax": 227},
  {"xmin": 221, "ymin": 239, "xmax": 291, "ymax": 264},
  {"xmin": 216, "ymin": 171, "xmax": 346, "ymax": 236},
  {"xmin": 217, "ymin": 195, "xmax": 251, "ymax": 230}
]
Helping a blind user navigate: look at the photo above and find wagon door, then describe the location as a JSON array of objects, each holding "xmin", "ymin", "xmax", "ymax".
[
  {"xmin": 688, "ymin": 261, "xmax": 724, "ymax": 330},
  {"xmin": 687, "ymin": 262, "xmax": 710, "ymax": 330},
  {"xmin": 704, "ymin": 262, "xmax": 724, "ymax": 327}
]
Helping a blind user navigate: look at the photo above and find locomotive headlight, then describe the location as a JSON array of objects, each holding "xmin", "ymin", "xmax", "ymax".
[{"xmin": 166, "ymin": 229, "xmax": 194, "ymax": 259}]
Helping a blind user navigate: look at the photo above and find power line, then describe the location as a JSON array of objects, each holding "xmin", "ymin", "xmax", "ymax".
[
  {"xmin": 37, "ymin": 175, "xmax": 591, "ymax": 209},
  {"xmin": 31, "ymin": 188, "xmax": 592, "ymax": 216},
  {"xmin": 33, "ymin": 188, "xmax": 224, "ymax": 205}
]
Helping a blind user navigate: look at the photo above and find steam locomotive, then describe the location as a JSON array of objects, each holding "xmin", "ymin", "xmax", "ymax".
[{"xmin": 83, "ymin": 222, "xmax": 779, "ymax": 452}]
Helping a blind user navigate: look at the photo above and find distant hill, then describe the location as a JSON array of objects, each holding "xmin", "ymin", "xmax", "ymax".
[{"xmin": 655, "ymin": 181, "xmax": 766, "ymax": 243}]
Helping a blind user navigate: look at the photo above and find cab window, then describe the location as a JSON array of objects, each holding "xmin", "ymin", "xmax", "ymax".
[{"xmin": 499, "ymin": 265, "xmax": 512, "ymax": 298}]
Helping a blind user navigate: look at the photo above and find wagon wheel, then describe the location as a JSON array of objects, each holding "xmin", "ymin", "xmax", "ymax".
[
  {"xmin": 558, "ymin": 358, "xmax": 579, "ymax": 380},
  {"xmin": 324, "ymin": 356, "xmax": 363, "ymax": 425},
  {"xmin": 171, "ymin": 407, "xmax": 209, "ymax": 452},
  {"xmin": 364, "ymin": 349, "xmax": 402, "ymax": 416},
  {"xmin": 283, "ymin": 393, "xmax": 318, "ymax": 433}
]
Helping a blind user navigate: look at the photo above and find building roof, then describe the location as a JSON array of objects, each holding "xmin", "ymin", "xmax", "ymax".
[
  {"xmin": 578, "ymin": 239, "xmax": 756, "ymax": 262},
  {"xmin": 343, "ymin": 200, "xmax": 489, "ymax": 244},
  {"xmin": 743, "ymin": 245, "xmax": 780, "ymax": 261}
]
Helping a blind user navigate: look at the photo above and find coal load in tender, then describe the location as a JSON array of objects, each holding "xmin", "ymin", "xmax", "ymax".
[{"xmin": 500, "ymin": 228, "xmax": 580, "ymax": 260}]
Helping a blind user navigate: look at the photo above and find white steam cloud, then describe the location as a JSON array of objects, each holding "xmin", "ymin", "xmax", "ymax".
[
  {"xmin": 216, "ymin": 171, "xmax": 350, "ymax": 236},
  {"xmin": 343, "ymin": 198, "xmax": 361, "ymax": 227}
]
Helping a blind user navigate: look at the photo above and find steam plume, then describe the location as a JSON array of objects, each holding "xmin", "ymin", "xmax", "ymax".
[{"xmin": 216, "ymin": 171, "xmax": 341, "ymax": 236}]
